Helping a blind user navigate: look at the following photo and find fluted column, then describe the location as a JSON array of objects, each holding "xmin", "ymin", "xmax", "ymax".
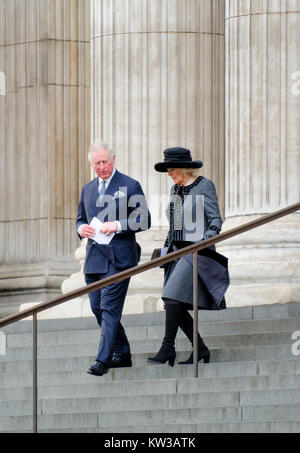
[
  {"xmin": 91, "ymin": 0, "xmax": 225, "ymax": 226},
  {"xmin": 220, "ymin": 0, "xmax": 300, "ymax": 306},
  {"xmin": 0, "ymin": 0, "xmax": 90, "ymax": 316}
]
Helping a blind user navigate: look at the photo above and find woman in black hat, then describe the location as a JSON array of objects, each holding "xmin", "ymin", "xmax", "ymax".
[{"xmin": 147, "ymin": 148, "xmax": 229, "ymax": 366}]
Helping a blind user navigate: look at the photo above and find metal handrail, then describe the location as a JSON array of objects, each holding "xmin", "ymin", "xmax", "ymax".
[
  {"xmin": 0, "ymin": 200, "xmax": 300, "ymax": 433},
  {"xmin": 1, "ymin": 201, "xmax": 300, "ymax": 328}
]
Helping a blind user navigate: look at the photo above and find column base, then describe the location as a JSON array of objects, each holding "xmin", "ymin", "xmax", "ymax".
[{"xmin": 0, "ymin": 260, "xmax": 80, "ymax": 318}]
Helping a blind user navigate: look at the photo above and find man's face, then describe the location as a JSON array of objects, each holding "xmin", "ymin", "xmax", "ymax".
[{"xmin": 91, "ymin": 148, "xmax": 115, "ymax": 180}]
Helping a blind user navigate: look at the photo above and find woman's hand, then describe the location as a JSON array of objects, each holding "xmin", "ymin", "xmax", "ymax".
[{"xmin": 204, "ymin": 228, "xmax": 218, "ymax": 240}]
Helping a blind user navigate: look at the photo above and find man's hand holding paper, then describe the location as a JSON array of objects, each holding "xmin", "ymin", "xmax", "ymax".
[
  {"xmin": 99, "ymin": 221, "xmax": 118, "ymax": 236},
  {"xmin": 90, "ymin": 217, "xmax": 116, "ymax": 245}
]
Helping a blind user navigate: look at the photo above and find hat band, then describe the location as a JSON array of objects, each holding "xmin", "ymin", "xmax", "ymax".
[{"xmin": 164, "ymin": 154, "xmax": 192, "ymax": 163}]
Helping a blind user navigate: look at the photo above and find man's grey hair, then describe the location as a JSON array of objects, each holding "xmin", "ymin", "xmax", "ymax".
[{"xmin": 88, "ymin": 140, "xmax": 115, "ymax": 162}]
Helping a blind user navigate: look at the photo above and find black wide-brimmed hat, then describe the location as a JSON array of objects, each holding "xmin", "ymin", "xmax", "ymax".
[{"xmin": 154, "ymin": 147, "xmax": 203, "ymax": 173}]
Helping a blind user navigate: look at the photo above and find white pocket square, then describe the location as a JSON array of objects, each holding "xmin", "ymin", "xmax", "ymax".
[{"xmin": 114, "ymin": 191, "xmax": 126, "ymax": 199}]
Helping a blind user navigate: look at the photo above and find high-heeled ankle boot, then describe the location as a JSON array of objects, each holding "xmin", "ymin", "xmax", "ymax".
[
  {"xmin": 178, "ymin": 348, "xmax": 210, "ymax": 365},
  {"xmin": 177, "ymin": 308, "xmax": 210, "ymax": 365},
  {"xmin": 147, "ymin": 302, "xmax": 182, "ymax": 366},
  {"xmin": 147, "ymin": 342, "xmax": 176, "ymax": 366}
]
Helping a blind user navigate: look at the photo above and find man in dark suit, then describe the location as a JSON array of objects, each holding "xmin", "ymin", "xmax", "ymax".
[{"xmin": 77, "ymin": 141, "xmax": 151, "ymax": 376}]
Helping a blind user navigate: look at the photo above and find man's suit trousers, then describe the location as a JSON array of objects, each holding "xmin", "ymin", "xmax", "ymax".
[{"xmin": 85, "ymin": 263, "xmax": 131, "ymax": 365}]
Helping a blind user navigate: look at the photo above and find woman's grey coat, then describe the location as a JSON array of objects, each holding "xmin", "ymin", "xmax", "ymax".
[{"xmin": 162, "ymin": 177, "xmax": 229, "ymax": 310}]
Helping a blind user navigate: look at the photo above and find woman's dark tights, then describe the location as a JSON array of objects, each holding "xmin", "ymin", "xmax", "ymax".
[{"xmin": 163, "ymin": 300, "xmax": 208, "ymax": 354}]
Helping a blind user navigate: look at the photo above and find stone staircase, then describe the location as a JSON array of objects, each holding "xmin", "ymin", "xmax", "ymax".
[{"xmin": 0, "ymin": 303, "xmax": 300, "ymax": 433}]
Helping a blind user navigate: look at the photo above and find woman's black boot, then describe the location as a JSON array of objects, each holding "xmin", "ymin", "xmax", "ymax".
[
  {"xmin": 178, "ymin": 349, "xmax": 210, "ymax": 365},
  {"xmin": 147, "ymin": 342, "xmax": 176, "ymax": 366},
  {"xmin": 147, "ymin": 302, "xmax": 181, "ymax": 367},
  {"xmin": 177, "ymin": 309, "xmax": 210, "ymax": 365}
]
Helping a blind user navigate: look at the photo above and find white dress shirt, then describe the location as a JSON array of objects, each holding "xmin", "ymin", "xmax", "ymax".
[
  {"xmin": 98, "ymin": 168, "xmax": 116, "ymax": 193},
  {"xmin": 78, "ymin": 168, "xmax": 122, "ymax": 237}
]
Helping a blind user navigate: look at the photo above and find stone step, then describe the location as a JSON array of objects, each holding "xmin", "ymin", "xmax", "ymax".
[
  {"xmin": 5, "ymin": 321, "xmax": 300, "ymax": 350},
  {"xmin": 43, "ymin": 420, "xmax": 300, "ymax": 434},
  {"xmin": 18, "ymin": 405, "xmax": 242, "ymax": 430},
  {"xmin": 0, "ymin": 378, "xmax": 175, "ymax": 403},
  {"xmin": 2, "ymin": 390, "xmax": 300, "ymax": 432},
  {"xmin": 2, "ymin": 302, "xmax": 300, "ymax": 336},
  {"xmin": 4, "ymin": 402, "xmax": 300, "ymax": 428},
  {"xmin": 4, "ymin": 315, "xmax": 300, "ymax": 348},
  {"xmin": 1, "ymin": 373, "xmax": 299, "ymax": 408},
  {"xmin": 3, "ymin": 402, "xmax": 300, "ymax": 427},
  {"xmin": 0, "ymin": 347, "xmax": 298, "ymax": 379},
  {"xmin": 1, "ymin": 355, "xmax": 299, "ymax": 383},
  {"xmin": 0, "ymin": 389, "xmax": 240, "ymax": 413},
  {"xmin": 0, "ymin": 333, "xmax": 298, "ymax": 363},
  {"xmin": 38, "ymin": 403, "xmax": 300, "ymax": 426},
  {"xmin": 0, "ymin": 406, "xmax": 242, "ymax": 431},
  {"xmin": 4, "ymin": 420, "xmax": 300, "ymax": 434},
  {"xmin": 1, "ymin": 371, "xmax": 300, "ymax": 411},
  {"xmin": 0, "ymin": 302, "xmax": 299, "ymax": 433},
  {"xmin": 38, "ymin": 386, "xmax": 300, "ymax": 413}
]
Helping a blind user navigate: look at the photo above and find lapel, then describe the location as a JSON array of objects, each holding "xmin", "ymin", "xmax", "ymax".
[
  {"xmin": 104, "ymin": 170, "xmax": 123, "ymax": 198},
  {"xmin": 88, "ymin": 178, "xmax": 100, "ymax": 217}
]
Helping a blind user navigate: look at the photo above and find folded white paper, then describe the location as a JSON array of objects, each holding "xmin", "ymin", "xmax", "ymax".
[{"xmin": 90, "ymin": 217, "xmax": 115, "ymax": 245}]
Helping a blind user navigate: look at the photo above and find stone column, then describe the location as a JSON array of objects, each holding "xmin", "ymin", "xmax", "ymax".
[
  {"xmin": 90, "ymin": 0, "xmax": 225, "ymax": 217},
  {"xmin": 61, "ymin": 0, "xmax": 225, "ymax": 317},
  {"xmin": 0, "ymin": 0, "xmax": 90, "ymax": 316},
  {"xmin": 219, "ymin": 0, "xmax": 300, "ymax": 306}
]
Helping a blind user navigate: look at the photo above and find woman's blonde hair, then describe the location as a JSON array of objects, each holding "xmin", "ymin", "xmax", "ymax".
[{"xmin": 178, "ymin": 168, "xmax": 201, "ymax": 177}]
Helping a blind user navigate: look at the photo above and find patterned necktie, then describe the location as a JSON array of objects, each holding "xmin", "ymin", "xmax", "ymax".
[{"xmin": 98, "ymin": 181, "xmax": 106, "ymax": 200}]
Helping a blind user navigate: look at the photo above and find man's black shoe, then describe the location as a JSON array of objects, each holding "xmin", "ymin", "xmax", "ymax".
[
  {"xmin": 87, "ymin": 360, "xmax": 109, "ymax": 376},
  {"xmin": 110, "ymin": 353, "xmax": 132, "ymax": 368}
]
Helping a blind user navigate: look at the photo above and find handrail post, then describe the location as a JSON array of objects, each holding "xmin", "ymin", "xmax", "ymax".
[
  {"xmin": 193, "ymin": 252, "xmax": 198, "ymax": 378},
  {"xmin": 32, "ymin": 313, "xmax": 38, "ymax": 433}
]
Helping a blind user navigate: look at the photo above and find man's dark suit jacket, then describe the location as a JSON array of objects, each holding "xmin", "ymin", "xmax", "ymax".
[{"xmin": 76, "ymin": 170, "xmax": 151, "ymax": 274}]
